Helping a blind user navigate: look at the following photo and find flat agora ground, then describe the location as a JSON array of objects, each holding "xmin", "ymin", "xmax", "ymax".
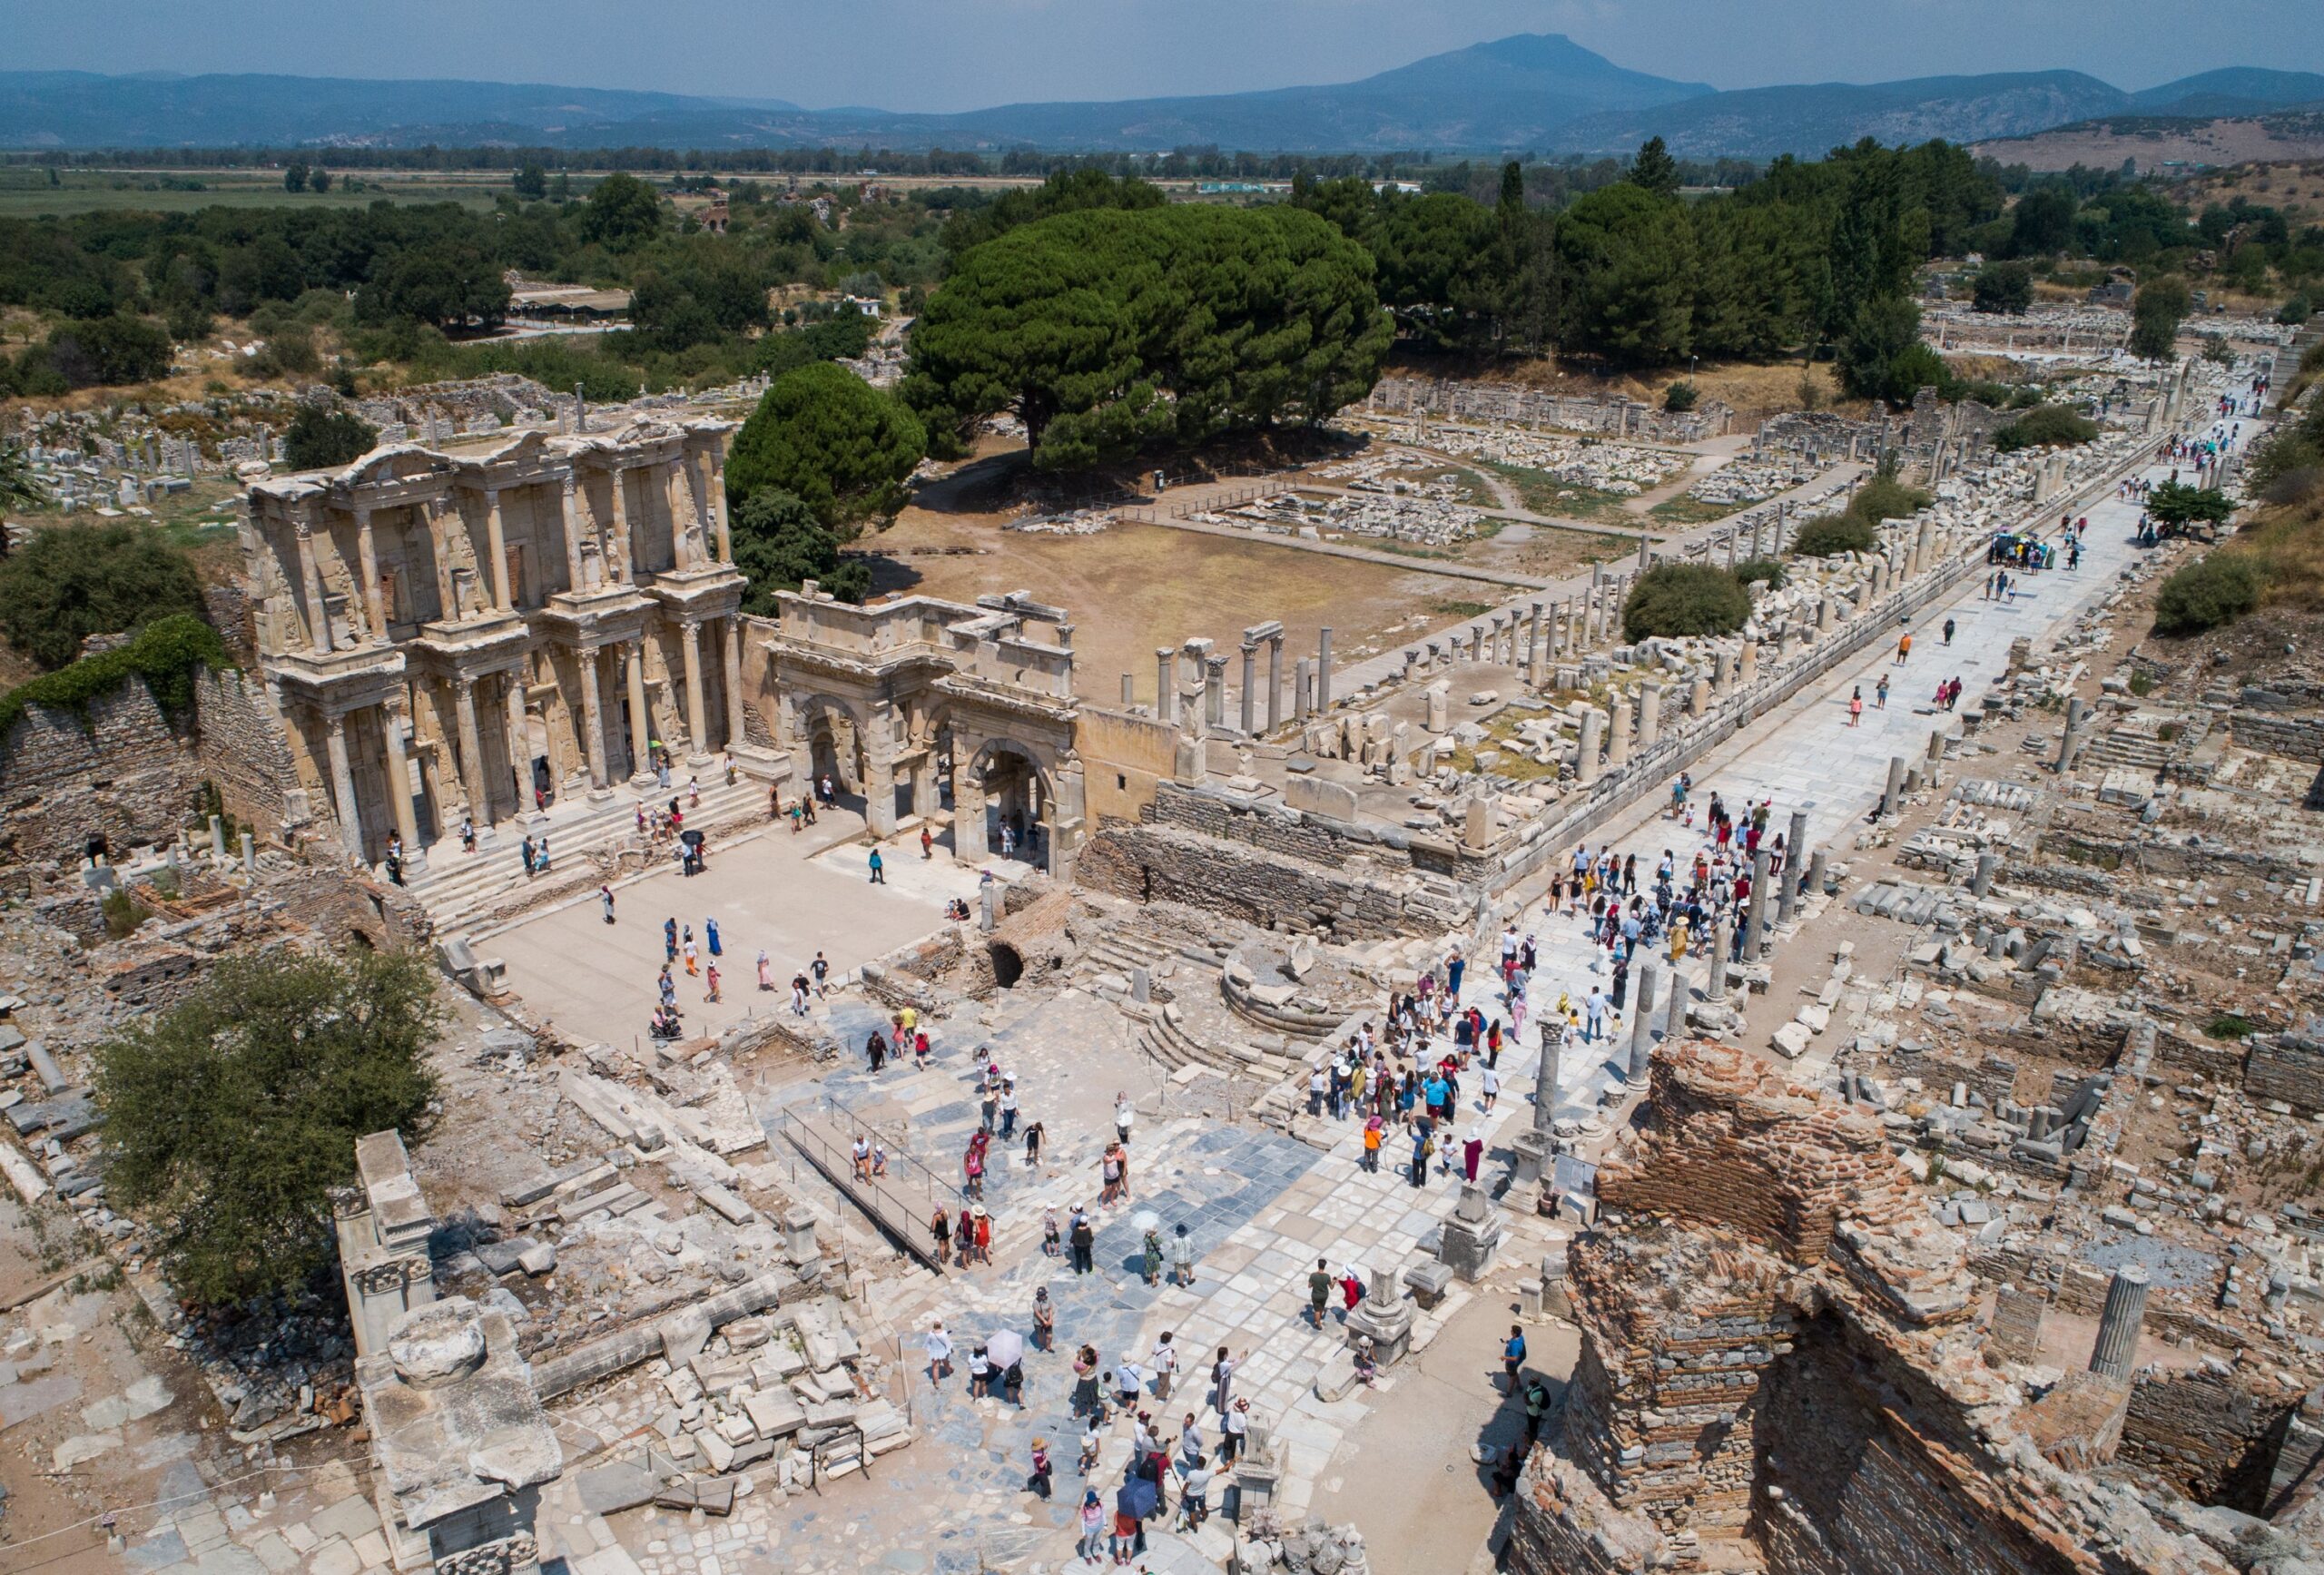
[
  {"xmin": 867, "ymin": 507, "xmax": 1510, "ymax": 704},
  {"xmin": 485, "ymin": 810, "xmax": 999, "ymax": 1048}
]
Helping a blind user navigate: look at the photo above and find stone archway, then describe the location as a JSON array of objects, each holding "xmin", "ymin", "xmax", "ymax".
[
  {"xmin": 957, "ymin": 738, "xmax": 1053, "ymax": 870},
  {"xmin": 786, "ymin": 693, "xmax": 870, "ymax": 807}
]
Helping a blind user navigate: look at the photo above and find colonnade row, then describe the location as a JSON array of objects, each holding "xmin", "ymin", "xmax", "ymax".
[{"xmin": 300, "ymin": 615, "xmax": 749, "ymax": 867}]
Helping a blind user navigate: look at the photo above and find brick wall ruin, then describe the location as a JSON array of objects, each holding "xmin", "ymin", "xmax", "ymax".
[
  {"xmin": 2122, "ymin": 1370, "xmax": 2303, "ymax": 1513},
  {"xmin": 2227, "ymin": 712, "xmax": 2324, "ymax": 763},
  {"xmin": 1509, "ymin": 1041, "xmax": 2243, "ymax": 1575}
]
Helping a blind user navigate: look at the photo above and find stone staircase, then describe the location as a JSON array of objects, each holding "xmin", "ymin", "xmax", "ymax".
[
  {"xmin": 2272, "ymin": 316, "xmax": 2322, "ymax": 408},
  {"xmin": 406, "ymin": 774, "xmax": 770, "ymax": 939},
  {"xmin": 1081, "ymin": 921, "xmax": 1196, "ymax": 981}
]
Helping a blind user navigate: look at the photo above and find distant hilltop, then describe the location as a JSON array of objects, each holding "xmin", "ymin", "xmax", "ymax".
[{"xmin": 2, "ymin": 42, "xmax": 2321, "ymax": 159}]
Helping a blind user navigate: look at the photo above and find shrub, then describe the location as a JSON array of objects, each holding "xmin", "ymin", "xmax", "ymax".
[
  {"xmin": 2278, "ymin": 292, "xmax": 2315, "ymax": 327},
  {"xmin": 1730, "ymin": 557, "xmax": 1787, "ymax": 588},
  {"xmin": 1850, "ymin": 474, "xmax": 1933, "ymax": 526},
  {"xmin": 1790, "ymin": 513, "xmax": 1876, "ymax": 556},
  {"xmin": 2152, "ymin": 555, "xmax": 2262, "ymax": 635},
  {"xmin": 101, "ymin": 888, "xmax": 152, "ymax": 940},
  {"xmin": 1621, "ymin": 563, "xmax": 1751, "ymax": 641},
  {"xmin": 1662, "ymin": 379, "xmax": 1699, "ymax": 413},
  {"xmin": 0, "ymin": 525, "xmax": 207, "ymax": 670},
  {"xmin": 282, "ymin": 406, "xmax": 379, "ymax": 471},
  {"xmin": 0, "ymin": 614, "xmax": 228, "ymax": 736},
  {"xmin": 1971, "ymin": 261, "xmax": 2034, "ymax": 315},
  {"xmin": 1993, "ymin": 403, "xmax": 2100, "ymax": 452}
]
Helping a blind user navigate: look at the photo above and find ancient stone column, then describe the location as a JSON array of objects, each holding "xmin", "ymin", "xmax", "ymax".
[
  {"xmin": 2089, "ymin": 1264, "xmax": 2151, "ymax": 1381},
  {"xmin": 607, "ymin": 465, "xmax": 632, "ymax": 577},
  {"xmin": 1537, "ymin": 1023, "xmax": 1562, "ymax": 1126},
  {"xmin": 723, "ymin": 616, "xmax": 746, "ymax": 751},
  {"xmin": 625, "ymin": 642, "xmax": 654, "ymax": 783},
  {"xmin": 1712, "ymin": 649, "xmax": 1732, "ymax": 695},
  {"xmin": 1777, "ymin": 813, "xmax": 1807, "ymax": 925},
  {"xmin": 1607, "ymin": 696, "xmax": 1631, "ymax": 770},
  {"xmin": 1239, "ymin": 642, "xmax": 1257, "ymax": 734},
  {"xmin": 1295, "ymin": 656, "xmax": 1313, "ymax": 722},
  {"xmin": 559, "ymin": 476, "xmax": 586, "ymax": 592},
  {"xmin": 1707, "ymin": 920, "xmax": 1731, "ymax": 999},
  {"xmin": 1121, "ymin": 674, "xmax": 1135, "ymax": 706},
  {"xmin": 483, "ymin": 487, "xmax": 512, "ymax": 610},
  {"xmin": 709, "ymin": 450, "xmax": 734, "ymax": 562},
  {"xmin": 1738, "ymin": 640, "xmax": 1759, "ymax": 687},
  {"xmin": 1576, "ymin": 707, "xmax": 1604, "ymax": 785},
  {"xmin": 1662, "ymin": 964, "xmax": 1687, "ymax": 1042},
  {"xmin": 1316, "ymin": 627, "xmax": 1334, "ymax": 712},
  {"xmin": 454, "ymin": 678, "xmax": 492, "ymax": 832},
  {"xmin": 2058, "ymin": 699, "xmax": 2089, "ymax": 773},
  {"xmin": 1690, "ymin": 675, "xmax": 1710, "ymax": 715},
  {"xmin": 1882, "ymin": 753, "xmax": 1907, "ymax": 818},
  {"xmin": 577, "ymin": 646, "xmax": 610, "ymax": 794},
  {"xmin": 1807, "ymin": 848, "xmax": 1828, "ymax": 901},
  {"xmin": 1638, "ymin": 682, "xmax": 1662, "ymax": 749},
  {"xmin": 1266, "ymin": 635, "xmax": 1285, "ymax": 731},
  {"xmin": 1204, "ymin": 655, "xmax": 1228, "ymax": 729},
  {"xmin": 324, "ymin": 713, "xmax": 364, "ymax": 860},
  {"xmin": 293, "ymin": 512, "xmax": 332, "ymax": 654},
  {"xmin": 503, "ymin": 667, "xmax": 532, "ymax": 809},
  {"xmin": 1627, "ymin": 962, "xmax": 1659, "ymax": 1083},
  {"xmin": 1744, "ymin": 847, "xmax": 1771, "ymax": 956},
  {"xmin": 379, "ymin": 704, "xmax": 424, "ymax": 869},
  {"xmin": 354, "ymin": 505, "xmax": 389, "ymax": 643},
  {"xmin": 1971, "ymin": 851, "xmax": 1999, "ymax": 898},
  {"xmin": 680, "ymin": 619, "xmax": 710, "ymax": 763},
  {"xmin": 1816, "ymin": 596, "xmax": 1833, "ymax": 632},
  {"xmin": 1156, "ymin": 648, "xmax": 1176, "ymax": 724}
]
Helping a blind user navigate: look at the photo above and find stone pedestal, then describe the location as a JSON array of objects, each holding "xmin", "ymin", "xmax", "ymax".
[
  {"xmin": 1438, "ymin": 1184, "xmax": 1504, "ymax": 1283},
  {"xmin": 1347, "ymin": 1284, "xmax": 1416, "ymax": 1367}
]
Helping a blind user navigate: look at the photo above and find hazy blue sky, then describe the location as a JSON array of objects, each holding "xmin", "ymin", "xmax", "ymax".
[{"xmin": 11, "ymin": 0, "xmax": 2323, "ymax": 111}]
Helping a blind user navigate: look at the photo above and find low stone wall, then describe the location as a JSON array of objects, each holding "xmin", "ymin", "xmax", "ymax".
[
  {"xmin": 2245, "ymin": 1030, "xmax": 2324, "ymax": 1114},
  {"xmin": 2228, "ymin": 711, "xmax": 2324, "ymax": 763},
  {"xmin": 1078, "ymin": 820, "xmax": 1459, "ymax": 941}
]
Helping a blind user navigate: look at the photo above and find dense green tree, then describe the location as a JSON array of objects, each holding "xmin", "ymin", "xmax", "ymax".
[
  {"xmin": 1791, "ymin": 512, "xmax": 1877, "ymax": 556},
  {"xmin": 629, "ymin": 252, "xmax": 770, "ymax": 351},
  {"xmin": 2130, "ymin": 275, "xmax": 2191, "ymax": 362},
  {"xmin": 1837, "ymin": 295, "xmax": 1946, "ymax": 405},
  {"xmin": 2007, "ymin": 188, "xmax": 2077, "ymax": 257},
  {"xmin": 95, "ymin": 949, "xmax": 443, "ymax": 1306},
  {"xmin": 2146, "ymin": 481, "xmax": 2235, "ymax": 532},
  {"xmin": 512, "ymin": 162, "xmax": 549, "ymax": 200},
  {"xmin": 731, "ymin": 487, "xmax": 869, "ymax": 610},
  {"xmin": 1554, "ymin": 183, "xmax": 1694, "ymax": 365},
  {"xmin": 38, "ymin": 315, "xmax": 173, "ymax": 388},
  {"xmin": 727, "ymin": 361, "xmax": 924, "ymax": 527},
  {"xmin": 578, "ymin": 172, "xmax": 665, "ymax": 250},
  {"xmin": 1971, "ymin": 261, "xmax": 2034, "ymax": 315},
  {"xmin": 0, "ymin": 523, "xmax": 206, "ymax": 671},
  {"xmin": 282, "ymin": 405, "xmax": 379, "ymax": 471},
  {"xmin": 358, "ymin": 240, "xmax": 508, "ymax": 330},
  {"xmin": 282, "ymin": 162, "xmax": 309, "ymax": 193},
  {"xmin": 905, "ymin": 204, "xmax": 1390, "ymax": 469},
  {"xmin": 308, "ymin": 169, "xmax": 332, "ymax": 194},
  {"xmin": 1630, "ymin": 137, "xmax": 1679, "ymax": 198}
]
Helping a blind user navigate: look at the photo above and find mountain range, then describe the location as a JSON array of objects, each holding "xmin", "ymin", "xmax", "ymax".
[{"xmin": 3, "ymin": 38, "xmax": 2321, "ymax": 160}]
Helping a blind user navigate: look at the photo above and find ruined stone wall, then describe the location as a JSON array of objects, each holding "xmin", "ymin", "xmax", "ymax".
[
  {"xmin": 0, "ymin": 682, "xmax": 203, "ymax": 889},
  {"xmin": 2244, "ymin": 1031, "xmax": 2324, "ymax": 1115},
  {"xmin": 2122, "ymin": 1369, "xmax": 2298, "ymax": 1513},
  {"xmin": 1753, "ymin": 1316, "xmax": 2086, "ymax": 1575},
  {"xmin": 2227, "ymin": 711, "xmax": 2324, "ymax": 763},
  {"xmin": 1076, "ymin": 821, "xmax": 1446, "ymax": 940},
  {"xmin": 190, "ymin": 667, "xmax": 299, "ymax": 834}
]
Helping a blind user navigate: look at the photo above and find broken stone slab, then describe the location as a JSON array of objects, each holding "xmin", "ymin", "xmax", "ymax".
[
  {"xmin": 1770, "ymin": 1022, "xmax": 1813, "ymax": 1058},
  {"xmin": 576, "ymin": 1461, "xmax": 661, "ymax": 1515}
]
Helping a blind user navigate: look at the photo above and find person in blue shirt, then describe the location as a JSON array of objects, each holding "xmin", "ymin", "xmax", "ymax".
[
  {"xmin": 704, "ymin": 917, "xmax": 722, "ymax": 957},
  {"xmin": 1445, "ymin": 950, "xmax": 1465, "ymax": 999},
  {"xmin": 1502, "ymin": 1325, "xmax": 1528, "ymax": 1393}
]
